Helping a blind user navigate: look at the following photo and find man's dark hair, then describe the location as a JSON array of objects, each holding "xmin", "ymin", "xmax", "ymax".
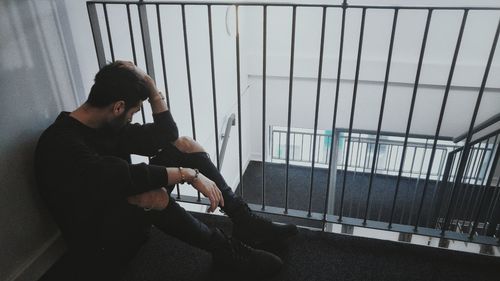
[{"xmin": 86, "ymin": 61, "xmax": 149, "ymax": 109}]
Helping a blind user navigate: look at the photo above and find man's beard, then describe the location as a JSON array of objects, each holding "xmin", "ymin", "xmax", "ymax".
[{"xmin": 101, "ymin": 111, "xmax": 129, "ymax": 133}]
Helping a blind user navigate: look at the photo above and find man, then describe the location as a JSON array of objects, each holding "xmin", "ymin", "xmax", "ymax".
[{"xmin": 35, "ymin": 61, "xmax": 297, "ymax": 280}]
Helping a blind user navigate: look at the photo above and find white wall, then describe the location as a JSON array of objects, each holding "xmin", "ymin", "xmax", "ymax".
[
  {"xmin": 0, "ymin": 0, "xmax": 86, "ymax": 280},
  {"xmin": 240, "ymin": 3, "xmax": 500, "ymax": 161}
]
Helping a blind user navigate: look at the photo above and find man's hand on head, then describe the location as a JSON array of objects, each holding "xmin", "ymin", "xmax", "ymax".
[
  {"xmin": 115, "ymin": 60, "xmax": 168, "ymax": 113},
  {"xmin": 116, "ymin": 60, "xmax": 160, "ymax": 99}
]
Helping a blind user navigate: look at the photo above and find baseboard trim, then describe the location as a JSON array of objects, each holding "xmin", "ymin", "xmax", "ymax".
[{"xmin": 8, "ymin": 232, "xmax": 66, "ymax": 281}]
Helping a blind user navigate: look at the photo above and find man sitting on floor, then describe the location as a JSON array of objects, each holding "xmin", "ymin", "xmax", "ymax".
[{"xmin": 35, "ymin": 60, "xmax": 297, "ymax": 280}]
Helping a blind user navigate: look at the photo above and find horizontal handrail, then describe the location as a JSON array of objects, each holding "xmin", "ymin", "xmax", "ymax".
[
  {"xmin": 87, "ymin": 1, "xmax": 500, "ymax": 10},
  {"xmin": 273, "ymin": 127, "xmax": 453, "ymax": 142},
  {"xmin": 453, "ymin": 113, "xmax": 500, "ymax": 143},
  {"xmin": 272, "ymin": 130, "xmax": 454, "ymax": 150}
]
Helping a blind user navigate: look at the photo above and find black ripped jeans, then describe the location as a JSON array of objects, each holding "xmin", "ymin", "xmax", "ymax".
[
  {"xmin": 150, "ymin": 142, "xmax": 238, "ymax": 205},
  {"xmin": 145, "ymin": 142, "xmax": 243, "ymax": 251},
  {"xmin": 79, "ymin": 144, "xmax": 243, "ymax": 281}
]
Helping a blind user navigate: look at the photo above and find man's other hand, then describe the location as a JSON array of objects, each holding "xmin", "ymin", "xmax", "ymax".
[
  {"xmin": 127, "ymin": 187, "xmax": 169, "ymax": 211},
  {"xmin": 191, "ymin": 173, "xmax": 224, "ymax": 213}
]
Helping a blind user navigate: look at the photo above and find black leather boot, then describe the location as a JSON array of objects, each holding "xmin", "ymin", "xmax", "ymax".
[
  {"xmin": 227, "ymin": 200, "xmax": 298, "ymax": 249},
  {"xmin": 209, "ymin": 228, "xmax": 283, "ymax": 277},
  {"xmin": 153, "ymin": 146, "xmax": 298, "ymax": 249}
]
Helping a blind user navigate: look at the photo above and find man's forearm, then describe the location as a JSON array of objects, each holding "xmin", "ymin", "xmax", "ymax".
[
  {"xmin": 166, "ymin": 167, "xmax": 197, "ymax": 186},
  {"xmin": 149, "ymin": 91, "xmax": 169, "ymax": 113}
]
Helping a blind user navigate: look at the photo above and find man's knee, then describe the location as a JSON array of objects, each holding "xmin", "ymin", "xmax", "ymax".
[{"xmin": 174, "ymin": 136, "xmax": 205, "ymax": 153}]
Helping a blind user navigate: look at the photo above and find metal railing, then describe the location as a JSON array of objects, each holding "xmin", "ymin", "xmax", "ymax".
[
  {"xmin": 87, "ymin": 0, "xmax": 500, "ymax": 245},
  {"xmin": 434, "ymin": 128, "xmax": 500, "ymax": 239},
  {"xmin": 270, "ymin": 127, "xmax": 461, "ymax": 181}
]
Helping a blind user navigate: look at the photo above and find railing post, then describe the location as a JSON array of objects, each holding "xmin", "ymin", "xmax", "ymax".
[
  {"xmin": 323, "ymin": 1, "xmax": 347, "ymax": 230},
  {"xmin": 430, "ymin": 152, "xmax": 455, "ymax": 228},
  {"xmin": 470, "ymin": 139, "xmax": 500, "ymax": 238},
  {"xmin": 324, "ymin": 130, "xmax": 340, "ymax": 232},
  {"xmin": 138, "ymin": 1, "xmax": 156, "ymax": 80},
  {"xmin": 87, "ymin": 3, "xmax": 107, "ymax": 68}
]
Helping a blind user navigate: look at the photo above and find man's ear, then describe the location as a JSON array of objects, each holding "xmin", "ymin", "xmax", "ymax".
[{"xmin": 112, "ymin": 101, "xmax": 126, "ymax": 116}]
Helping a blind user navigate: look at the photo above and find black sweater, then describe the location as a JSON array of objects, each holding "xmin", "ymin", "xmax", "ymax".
[{"xmin": 34, "ymin": 110, "xmax": 178, "ymax": 251}]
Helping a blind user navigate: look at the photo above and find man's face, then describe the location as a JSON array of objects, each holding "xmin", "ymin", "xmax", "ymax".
[{"xmin": 105, "ymin": 102, "xmax": 142, "ymax": 132}]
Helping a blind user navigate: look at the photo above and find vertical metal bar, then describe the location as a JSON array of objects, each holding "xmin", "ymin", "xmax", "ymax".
[
  {"xmin": 284, "ymin": 5, "xmax": 297, "ymax": 213},
  {"xmin": 292, "ymin": 133, "xmax": 296, "ymax": 160},
  {"xmin": 138, "ymin": 2, "xmax": 156, "ymax": 79},
  {"xmin": 325, "ymin": 135, "xmax": 331, "ymax": 165},
  {"xmin": 207, "ymin": 5, "xmax": 220, "ymax": 170},
  {"xmin": 353, "ymin": 134, "xmax": 362, "ymax": 176},
  {"xmin": 409, "ymin": 146, "xmax": 418, "ymax": 176},
  {"xmin": 362, "ymin": 142, "xmax": 370, "ymax": 173},
  {"xmin": 307, "ymin": 134, "xmax": 314, "ymax": 162},
  {"xmin": 473, "ymin": 144, "xmax": 485, "ymax": 181},
  {"xmin": 339, "ymin": 8, "xmax": 366, "ymax": 222},
  {"xmin": 467, "ymin": 145, "xmax": 480, "ymax": 184},
  {"xmin": 363, "ymin": 9, "xmax": 398, "ymax": 224},
  {"xmin": 400, "ymin": 146, "xmax": 418, "ymax": 224},
  {"xmin": 137, "ymin": 3, "xmax": 155, "ymax": 124},
  {"xmin": 409, "ymin": 139, "xmax": 429, "ymax": 225},
  {"xmin": 486, "ymin": 161, "xmax": 500, "ymax": 235},
  {"xmin": 466, "ymin": 143, "xmax": 488, "ymax": 222},
  {"xmin": 368, "ymin": 144, "xmax": 382, "ymax": 217},
  {"xmin": 469, "ymin": 139, "xmax": 500, "ymax": 239},
  {"xmin": 102, "ymin": 4, "xmax": 115, "ymax": 62},
  {"xmin": 359, "ymin": 142, "xmax": 370, "ymax": 174},
  {"xmin": 126, "ymin": 4, "xmax": 138, "ymax": 65},
  {"xmin": 442, "ymin": 17, "xmax": 500, "ymax": 235},
  {"xmin": 261, "ymin": 5, "xmax": 268, "ymax": 210},
  {"xmin": 87, "ymin": 3, "xmax": 107, "ymax": 68},
  {"xmin": 453, "ymin": 148, "xmax": 474, "ymax": 221},
  {"xmin": 180, "ymin": 4, "xmax": 199, "ymax": 200},
  {"xmin": 389, "ymin": 9, "xmax": 433, "ymax": 228},
  {"xmin": 468, "ymin": 140, "xmax": 493, "ymax": 225},
  {"xmin": 156, "ymin": 4, "xmax": 171, "ymax": 110},
  {"xmin": 181, "ymin": 4, "xmax": 196, "ymax": 140},
  {"xmin": 414, "ymin": 10, "xmax": 469, "ymax": 230},
  {"xmin": 278, "ymin": 132, "xmax": 282, "ymax": 159},
  {"xmin": 430, "ymin": 151, "xmax": 456, "ymax": 228},
  {"xmin": 483, "ymin": 135, "xmax": 498, "ymax": 185},
  {"xmin": 323, "ymin": 2, "xmax": 347, "ymax": 229},
  {"xmin": 393, "ymin": 145, "xmax": 401, "ymax": 173},
  {"xmin": 487, "ymin": 181, "xmax": 500, "ymax": 222},
  {"xmin": 307, "ymin": 7, "xmax": 326, "ymax": 217},
  {"xmin": 487, "ymin": 193, "xmax": 500, "ymax": 236},
  {"xmin": 300, "ymin": 134, "xmax": 304, "ymax": 161},
  {"xmin": 235, "ymin": 5, "xmax": 244, "ymax": 197},
  {"xmin": 485, "ymin": 136, "xmax": 499, "ymax": 219},
  {"xmin": 271, "ymin": 128, "xmax": 275, "ymax": 159},
  {"xmin": 385, "ymin": 145, "xmax": 393, "ymax": 175},
  {"xmin": 426, "ymin": 150, "xmax": 446, "ymax": 227}
]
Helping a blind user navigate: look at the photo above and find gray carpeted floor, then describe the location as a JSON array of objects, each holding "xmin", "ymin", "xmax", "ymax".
[
  {"xmin": 236, "ymin": 161, "xmax": 487, "ymax": 228},
  {"xmin": 118, "ymin": 212, "xmax": 500, "ymax": 281},
  {"xmin": 40, "ymin": 212, "xmax": 500, "ymax": 281}
]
